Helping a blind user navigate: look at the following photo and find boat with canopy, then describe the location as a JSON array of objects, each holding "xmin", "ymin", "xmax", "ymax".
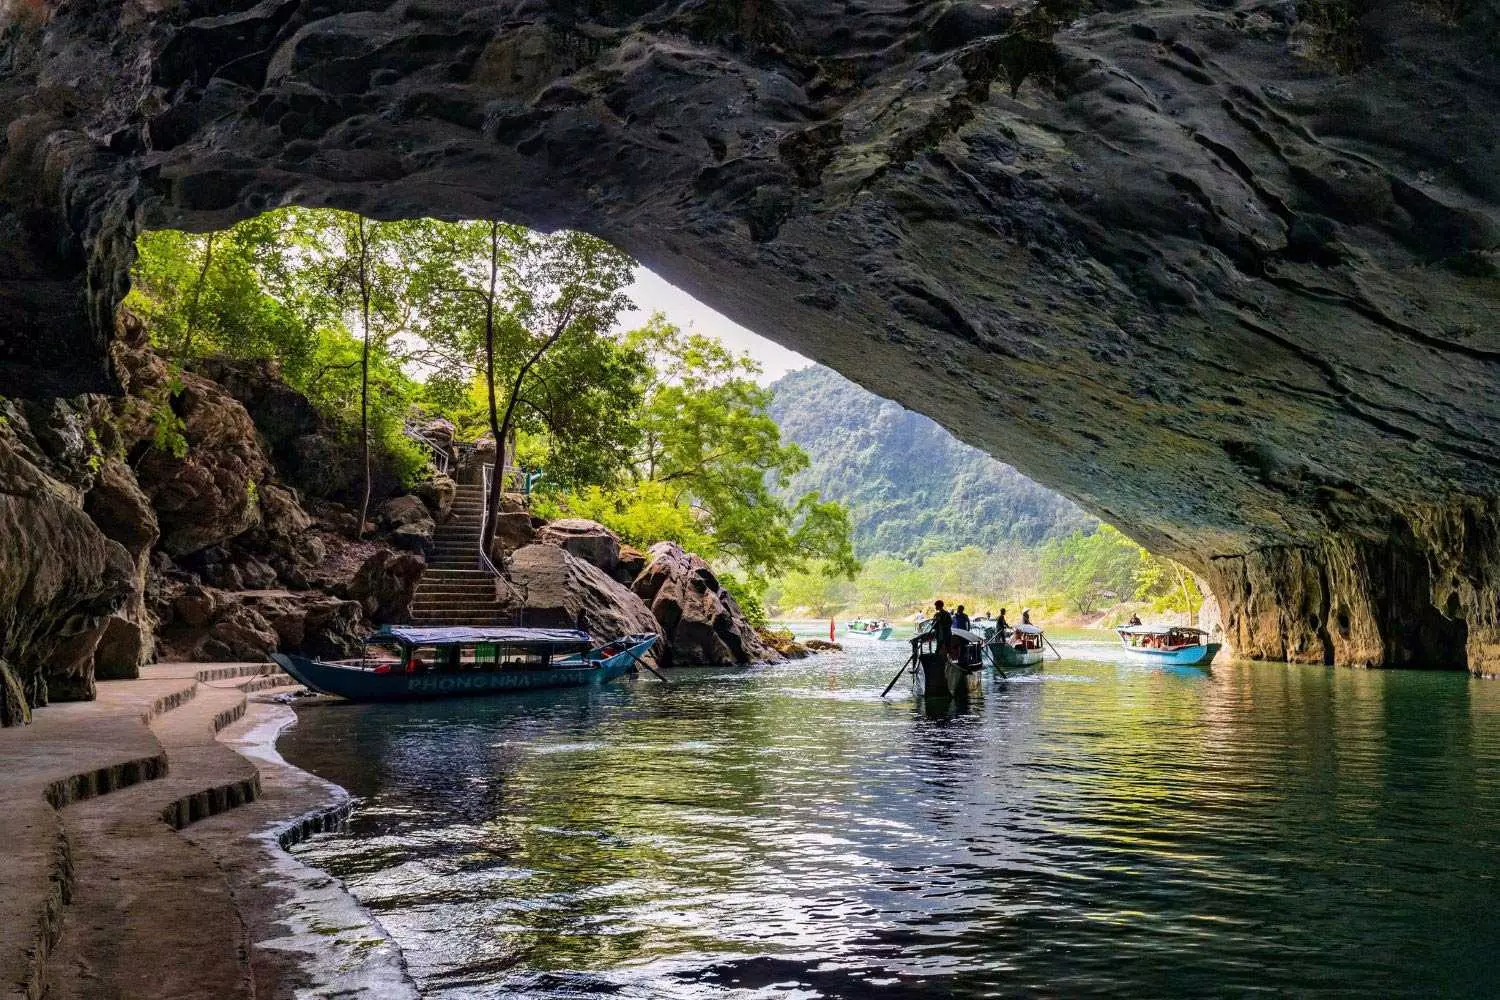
[
  {"xmin": 1115, "ymin": 624, "xmax": 1221, "ymax": 666},
  {"xmin": 844, "ymin": 618, "xmax": 894, "ymax": 640},
  {"xmin": 987, "ymin": 623, "xmax": 1046, "ymax": 670},
  {"xmin": 271, "ymin": 626, "xmax": 659, "ymax": 701}
]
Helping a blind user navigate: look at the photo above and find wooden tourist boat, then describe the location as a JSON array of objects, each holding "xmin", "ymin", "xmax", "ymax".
[
  {"xmin": 845, "ymin": 618, "xmax": 894, "ymax": 640},
  {"xmin": 902, "ymin": 626, "xmax": 987, "ymax": 701},
  {"xmin": 1115, "ymin": 625, "xmax": 1221, "ymax": 667},
  {"xmin": 986, "ymin": 623, "xmax": 1047, "ymax": 671},
  {"xmin": 271, "ymin": 626, "xmax": 659, "ymax": 702}
]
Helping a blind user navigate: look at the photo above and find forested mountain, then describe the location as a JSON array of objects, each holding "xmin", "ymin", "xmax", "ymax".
[{"xmin": 768, "ymin": 367, "xmax": 1094, "ymax": 559}]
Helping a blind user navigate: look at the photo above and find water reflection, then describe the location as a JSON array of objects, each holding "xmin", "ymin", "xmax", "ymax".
[{"xmin": 281, "ymin": 641, "xmax": 1500, "ymax": 999}]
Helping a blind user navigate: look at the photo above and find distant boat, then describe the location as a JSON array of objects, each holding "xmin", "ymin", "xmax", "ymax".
[
  {"xmin": 271, "ymin": 626, "xmax": 659, "ymax": 702},
  {"xmin": 845, "ymin": 618, "xmax": 894, "ymax": 640},
  {"xmin": 1115, "ymin": 625, "xmax": 1220, "ymax": 666},
  {"xmin": 986, "ymin": 623, "xmax": 1046, "ymax": 670}
]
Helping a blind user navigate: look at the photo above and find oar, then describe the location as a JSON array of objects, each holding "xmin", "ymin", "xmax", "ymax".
[
  {"xmin": 639, "ymin": 659, "xmax": 671, "ymax": 684},
  {"xmin": 880, "ymin": 650, "xmax": 915, "ymax": 698},
  {"xmin": 1044, "ymin": 635, "xmax": 1064, "ymax": 661}
]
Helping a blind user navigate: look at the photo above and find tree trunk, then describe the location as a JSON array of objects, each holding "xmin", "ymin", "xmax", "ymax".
[
  {"xmin": 482, "ymin": 221, "xmax": 504, "ymax": 556},
  {"xmin": 182, "ymin": 232, "xmax": 216, "ymax": 357},
  {"xmin": 356, "ymin": 218, "xmax": 373, "ymax": 540}
]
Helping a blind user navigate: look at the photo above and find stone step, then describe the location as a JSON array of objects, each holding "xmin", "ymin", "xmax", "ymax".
[
  {"xmin": 408, "ymin": 615, "xmax": 515, "ymax": 626},
  {"xmin": 44, "ymin": 683, "xmax": 261, "ymax": 1000},
  {"xmin": 413, "ymin": 587, "xmax": 498, "ymax": 599},
  {"xmin": 421, "ymin": 568, "xmax": 491, "ymax": 579}
]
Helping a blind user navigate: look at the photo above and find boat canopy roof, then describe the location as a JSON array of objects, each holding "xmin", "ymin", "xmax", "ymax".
[
  {"xmin": 913, "ymin": 626, "xmax": 986, "ymax": 644},
  {"xmin": 372, "ymin": 626, "xmax": 593, "ymax": 648},
  {"xmin": 1013, "ymin": 623, "xmax": 1043, "ymax": 635},
  {"xmin": 1116, "ymin": 625, "xmax": 1208, "ymax": 636}
]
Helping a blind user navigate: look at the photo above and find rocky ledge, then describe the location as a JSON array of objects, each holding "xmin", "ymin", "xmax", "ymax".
[{"xmin": 1, "ymin": 1, "xmax": 1498, "ymax": 670}]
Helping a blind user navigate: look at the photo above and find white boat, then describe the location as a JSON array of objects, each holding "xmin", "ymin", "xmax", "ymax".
[{"xmin": 845, "ymin": 618, "xmax": 894, "ymax": 640}]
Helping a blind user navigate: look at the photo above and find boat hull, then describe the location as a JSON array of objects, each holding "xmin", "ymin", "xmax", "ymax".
[
  {"xmin": 1118, "ymin": 642, "xmax": 1221, "ymax": 667},
  {"xmin": 272, "ymin": 636, "xmax": 654, "ymax": 702},
  {"xmin": 987, "ymin": 642, "xmax": 1044, "ymax": 670},
  {"xmin": 910, "ymin": 653, "xmax": 982, "ymax": 700},
  {"xmin": 845, "ymin": 625, "xmax": 894, "ymax": 640}
]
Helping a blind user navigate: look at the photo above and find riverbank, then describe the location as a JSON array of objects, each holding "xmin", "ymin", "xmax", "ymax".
[{"xmin": 0, "ymin": 663, "xmax": 414, "ymax": 999}]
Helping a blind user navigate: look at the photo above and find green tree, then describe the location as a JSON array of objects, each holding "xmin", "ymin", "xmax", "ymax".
[
  {"xmin": 601, "ymin": 317, "xmax": 858, "ymax": 581},
  {"xmin": 776, "ymin": 564, "xmax": 856, "ymax": 618},
  {"xmin": 1038, "ymin": 525, "xmax": 1143, "ymax": 615},
  {"xmin": 856, "ymin": 555, "xmax": 931, "ymax": 618}
]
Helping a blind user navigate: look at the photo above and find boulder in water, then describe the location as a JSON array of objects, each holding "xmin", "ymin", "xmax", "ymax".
[{"xmin": 632, "ymin": 542, "xmax": 783, "ymax": 667}]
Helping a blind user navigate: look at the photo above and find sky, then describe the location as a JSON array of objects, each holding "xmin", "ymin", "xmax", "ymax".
[{"xmin": 617, "ymin": 268, "xmax": 810, "ymax": 385}]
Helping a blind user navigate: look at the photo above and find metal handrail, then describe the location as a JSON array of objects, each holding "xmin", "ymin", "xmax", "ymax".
[{"xmin": 402, "ymin": 421, "xmax": 452, "ymax": 475}]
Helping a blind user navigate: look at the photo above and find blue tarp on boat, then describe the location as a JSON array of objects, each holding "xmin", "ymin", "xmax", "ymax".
[{"xmin": 372, "ymin": 626, "xmax": 593, "ymax": 647}]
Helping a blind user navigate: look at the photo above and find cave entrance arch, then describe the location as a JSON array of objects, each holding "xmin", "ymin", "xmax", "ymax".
[{"xmin": 2, "ymin": 0, "xmax": 1497, "ymax": 671}]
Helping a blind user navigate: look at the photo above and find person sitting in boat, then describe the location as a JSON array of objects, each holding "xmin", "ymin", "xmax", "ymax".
[
  {"xmin": 1021, "ymin": 608, "xmax": 1032, "ymax": 626},
  {"xmin": 1128, "ymin": 613, "xmax": 1142, "ymax": 627},
  {"xmin": 953, "ymin": 605, "xmax": 971, "ymax": 631}
]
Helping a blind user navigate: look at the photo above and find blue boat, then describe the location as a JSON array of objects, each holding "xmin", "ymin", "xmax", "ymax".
[
  {"xmin": 1115, "ymin": 625, "xmax": 1221, "ymax": 666},
  {"xmin": 271, "ymin": 626, "xmax": 659, "ymax": 702}
]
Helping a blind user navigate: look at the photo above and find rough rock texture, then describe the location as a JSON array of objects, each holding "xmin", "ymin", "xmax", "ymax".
[
  {"xmin": 0, "ymin": 402, "xmax": 137, "ymax": 709},
  {"xmin": 380, "ymin": 494, "xmax": 435, "ymax": 554},
  {"xmin": 501, "ymin": 543, "xmax": 662, "ymax": 644},
  {"xmin": 487, "ymin": 511, "xmax": 537, "ymax": 559},
  {"xmin": 536, "ymin": 518, "xmax": 621, "ymax": 574},
  {"xmin": 349, "ymin": 549, "xmax": 425, "ymax": 624},
  {"xmin": 134, "ymin": 373, "xmax": 270, "ymax": 557},
  {"xmin": 633, "ymin": 542, "xmax": 782, "ymax": 667},
  {"xmin": 413, "ymin": 472, "xmax": 457, "ymax": 522},
  {"xmin": 1, "ymin": 2, "xmax": 1499, "ymax": 668},
  {"xmin": 84, "ymin": 458, "xmax": 161, "ymax": 678},
  {"xmin": 615, "ymin": 545, "xmax": 648, "ymax": 587},
  {"xmin": 154, "ymin": 585, "xmax": 366, "ymax": 662}
]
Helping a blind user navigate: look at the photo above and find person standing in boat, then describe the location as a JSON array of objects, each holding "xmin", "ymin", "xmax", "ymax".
[
  {"xmin": 953, "ymin": 605, "xmax": 971, "ymax": 631},
  {"xmin": 996, "ymin": 607, "xmax": 1010, "ymax": 638},
  {"xmin": 1021, "ymin": 608, "xmax": 1032, "ymax": 626},
  {"xmin": 931, "ymin": 600, "xmax": 954, "ymax": 656}
]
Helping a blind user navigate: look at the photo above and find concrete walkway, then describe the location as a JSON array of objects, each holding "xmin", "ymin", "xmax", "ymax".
[{"xmin": 0, "ymin": 662, "xmax": 410, "ymax": 1000}]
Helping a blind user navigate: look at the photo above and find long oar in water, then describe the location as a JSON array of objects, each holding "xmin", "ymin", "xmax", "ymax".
[
  {"xmin": 1044, "ymin": 635, "xmax": 1064, "ymax": 661},
  {"xmin": 880, "ymin": 650, "xmax": 915, "ymax": 698}
]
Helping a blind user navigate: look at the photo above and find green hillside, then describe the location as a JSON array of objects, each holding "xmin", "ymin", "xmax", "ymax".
[{"xmin": 767, "ymin": 367, "xmax": 1094, "ymax": 559}]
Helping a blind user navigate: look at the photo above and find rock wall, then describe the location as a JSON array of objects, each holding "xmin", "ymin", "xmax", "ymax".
[{"xmin": 0, "ymin": 1, "xmax": 1497, "ymax": 670}]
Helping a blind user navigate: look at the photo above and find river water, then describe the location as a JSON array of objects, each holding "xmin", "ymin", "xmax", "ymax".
[{"xmin": 279, "ymin": 638, "xmax": 1500, "ymax": 999}]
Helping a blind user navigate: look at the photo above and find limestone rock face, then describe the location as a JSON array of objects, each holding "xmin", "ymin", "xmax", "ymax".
[
  {"xmin": 156, "ymin": 586, "xmax": 366, "ymax": 662},
  {"xmin": 615, "ymin": 546, "xmax": 648, "ymax": 588},
  {"xmin": 134, "ymin": 373, "xmax": 270, "ymax": 557},
  {"xmin": 501, "ymin": 544, "xmax": 661, "ymax": 645},
  {"xmin": 2, "ymin": 2, "xmax": 1500, "ymax": 669},
  {"xmin": 633, "ymin": 543, "xmax": 782, "ymax": 668},
  {"xmin": 0, "ymin": 410, "xmax": 136, "ymax": 709},
  {"xmin": 536, "ymin": 519, "xmax": 621, "ymax": 574},
  {"xmin": 350, "ymin": 549, "xmax": 426, "ymax": 624}
]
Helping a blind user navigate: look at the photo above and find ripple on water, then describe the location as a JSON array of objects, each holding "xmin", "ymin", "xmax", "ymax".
[{"xmin": 280, "ymin": 641, "xmax": 1500, "ymax": 999}]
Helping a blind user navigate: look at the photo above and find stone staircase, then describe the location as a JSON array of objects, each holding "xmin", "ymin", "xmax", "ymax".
[{"xmin": 408, "ymin": 482, "xmax": 514, "ymax": 627}]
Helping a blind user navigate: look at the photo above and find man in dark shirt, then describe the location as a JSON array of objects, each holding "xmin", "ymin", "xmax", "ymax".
[
  {"xmin": 996, "ymin": 607, "xmax": 1010, "ymax": 639},
  {"xmin": 932, "ymin": 600, "xmax": 953, "ymax": 653},
  {"xmin": 953, "ymin": 605, "xmax": 971, "ymax": 631}
]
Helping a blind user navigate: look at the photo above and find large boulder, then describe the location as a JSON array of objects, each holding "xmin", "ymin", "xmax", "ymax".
[
  {"xmin": 501, "ymin": 544, "xmax": 661, "ymax": 646},
  {"xmin": 487, "ymin": 511, "xmax": 537, "ymax": 559},
  {"xmin": 350, "ymin": 549, "xmax": 426, "ymax": 624},
  {"xmin": 536, "ymin": 518, "xmax": 621, "ymax": 573},
  {"xmin": 412, "ymin": 472, "xmax": 457, "ymax": 522},
  {"xmin": 158, "ymin": 587, "xmax": 367, "ymax": 662},
  {"xmin": 134, "ymin": 372, "xmax": 271, "ymax": 557},
  {"xmin": 633, "ymin": 542, "xmax": 783, "ymax": 668},
  {"xmin": 615, "ymin": 545, "xmax": 648, "ymax": 587},
  {"xmin": 382, "ymin": 494, "xmax": 435, "ymax": 555}
]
